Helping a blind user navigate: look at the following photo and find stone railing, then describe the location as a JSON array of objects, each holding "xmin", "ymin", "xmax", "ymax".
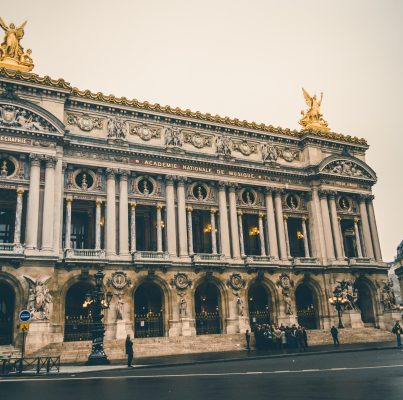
[
  {"xmin": 192, "ymin": 253, "xmax": 225, "ymax": 261},
  {"xmin": 0, "ymin": 243, "xmax": 24, "ymax": 255},
  {"xmin": 65, "ymin": 249, "xmax": 106, "ymax": 259},
  {"xmin": 244, "ymin": 255, "xmax": 275, "ymax": 263},
  {"xmin": 348, "ymin": 257, "xmax": 372, "ymax": 265},
  {"xmin": 133, "ymin": 251, "xmax": 169, "ymax": 260},
  {"xmin": 293, "ymin": 257, "xmax": 320, "ymax": 265}
]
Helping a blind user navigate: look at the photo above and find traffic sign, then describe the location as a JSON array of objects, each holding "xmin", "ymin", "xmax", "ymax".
[
  {"xmin": 19, "ymin": 310, "xmax": 31, "ymax": 322},
  {"xmin": 19, "ymin": 322, "xmax": 30, "ymax": 332}
]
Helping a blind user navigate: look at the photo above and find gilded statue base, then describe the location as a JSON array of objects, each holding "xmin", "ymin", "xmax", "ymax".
[
  {"xmin": 0, "ymin": 57, "xmax": 33, "ymax": 72},
  {"xmin": 303, "ymin": 121, "xmax": 331, "ymax": 132}
]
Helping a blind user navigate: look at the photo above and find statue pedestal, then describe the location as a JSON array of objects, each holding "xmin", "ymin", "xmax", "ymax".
[
  {"xmin": 116, "ymin": 320, "xmax": 127, "ymax": 339},
  {"xmin": 238, "ymin": 316, "xmax": 250, "ymax": 333},
  {"xmin": 278, "ymin": 315, "xmax": 298, "ymax": 327},
  {"xmin": 180, "ymin": 318, "xmax": 195, "ymax": 336},
  {"xmin": 25, "ymin": 320, "xmax": 53, "ymax": 354},
  {"xmin": 379, "ymin": 311, "xmax": 401, "ymax": 330},
  {"xmin": 346, "ymin": 310, "xmax": 364, "ymax": 328}
]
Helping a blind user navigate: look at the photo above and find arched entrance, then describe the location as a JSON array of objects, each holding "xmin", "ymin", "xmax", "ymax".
[
  {"xmin": 355, "ymin": 280, "xmax": 376, "ymax": 325},
  {"xmin": 64, "ymin": 281, "xmax": 94, "ymax": 342},
  {"xmin": 248, "ymin": 283, "xmax": 272, "ymax": 330},
  {"xmin": 295, "ymin": 284, "xmax": 319, "ymax": 329},
  {"xmin": 0, "ymin": 281, "xmax": 15, "ymax": 345},
  {"xmin": 194, "ymin": 281, "xmax": 222, "ymax": 335},
  {"xmin": 134, "ymin": 282, "xmax": 164, "ymax": 338}
]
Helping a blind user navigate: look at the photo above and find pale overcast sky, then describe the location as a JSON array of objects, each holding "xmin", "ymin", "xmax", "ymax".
[{"xmin": 2, "ymin": 0, "xmax": 402, "ymax": 261}]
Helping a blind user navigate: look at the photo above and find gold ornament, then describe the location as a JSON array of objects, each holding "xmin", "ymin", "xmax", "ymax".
[
  {"xmin": 0, "ymin": 17, "xmax": 34, "ymax": 72},
  {"xmin": 299, "ymin": 88, "xmax": 330, "ymax": 132}
]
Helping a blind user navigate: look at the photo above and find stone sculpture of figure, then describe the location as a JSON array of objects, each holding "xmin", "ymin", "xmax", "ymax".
[
  {"xmin": 116, "ymin": 293, "xmax": 124, "ymax": 320},
  {"xmin": 379, "ymin": 280, "xmax": 397, "ymax": 311},
  {"xmin": 276, "ymin": 273, "xmax": 294, "ymax": 315},
  {"xmin": 107, "ymin": 118, "xmax": 128, "ymax": 141},
  {"xmin": 236, "ymin": 296, "xmax": 244, "ymax": 317},
  {"xmin": 165, "ymin": 127, "xmax": 183, "ymax": 147},
  {"xmin": 16, "ymin": 111, "xmax": 44, "ymax": 131},
  {"xmin": 216, "ymin": 135, "xmax": 232, "ymax": 157},
  {"xmin": 333, "ymin": 280, "xmax": 359, "ymax": 310},
  {"xmin": 261, "ymin": 143, "xmax": 278, "ymax": 162},
  {"xmin": 0, "ymin": 18, "xmax": 27, "ymax": 59},
  {"xmin": 24, "ymin": 276, "xmax": 53, "ymax": 320},
  {"xmin": 179, "ymin": 297, "xmax": 187, "ymax": 318},
  {"xmin": 299, "ymin": 88, "xmax": 330, "ymax": 131}
]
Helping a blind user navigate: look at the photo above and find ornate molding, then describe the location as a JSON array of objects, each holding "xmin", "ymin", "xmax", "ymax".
[
  {"xmin": 232, "ymin": 139, "xmax": 257, "ymax": 156},
  {"xmin": 129, "ymin": 122, "xmax": 161, "ymax": 141},
  {"xmin": 66, "ymin": 112, "xmax": 104, "ymax": 132},
  {"xmin": 183, "ymin": 130, "xmax": 212, "ymax": 149}
]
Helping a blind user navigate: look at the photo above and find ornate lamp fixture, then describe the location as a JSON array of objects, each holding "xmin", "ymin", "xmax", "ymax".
[
  {"xmin": 328, "ymin": 290, "xmax": 348, "ymax": 329},
  {"xmin": 83, "ymin": 270, "xmax": 113, "ymax": 365},
  {"xmin": 248, "ymin": 227, "xmax": 259, "ymax": 236},
  {"xmin": 296, "ymin": 231, "xmax": 304, "ymax": 240}
]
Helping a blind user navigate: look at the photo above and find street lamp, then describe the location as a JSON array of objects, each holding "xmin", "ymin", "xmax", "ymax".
[
  {"xmin": 328, "ymin": 293, "xmax": 348, "ymax": 329},
  {"xmin": 83, "ymin": 270, "xmax": 113, "ymax": 365}
]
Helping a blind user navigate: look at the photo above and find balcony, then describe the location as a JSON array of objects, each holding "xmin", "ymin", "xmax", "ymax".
[
  {"xmin": 192, "ymin": 253, "xmax": 227, "ymax": 270},
  {"xmin": 244, "ymin": 255, "xmax": 276, "ymax": 266},
  {"xmin": 348, "ymin": 257, "xmax": 372, "ymax": 266},
  {"xmin": 0, "ymin": 242, "xmax": 25, "ymax": 260},
  {"xmin": 64, "ymin": 248, "xmax": 106, "ymax": 264},
  {"xmin": 133, "ymin": 251, "xmax": 169, "ymax": 260},
  {"xmin": 292, "ymin": 257, "xmax": 320, "ymax": 266}
]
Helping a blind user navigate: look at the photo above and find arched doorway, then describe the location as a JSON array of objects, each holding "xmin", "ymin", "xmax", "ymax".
[
  {"xmin": 64, "ymin": 281, "xmax": 94, "ymax": 342},
  {"xmin": 355, "ymin": 280, "xmax": 376, "ymax": 325},
  {"xmin": 295, "ymin": 284, "xmax": 319, "ymax": 329},
  {"xmin": 134, "ymin": 281, "xmax": 164, "ymax": 338},
  {"xmin": 194, "ymin": 281, "xmax": 222, "ymax": 335},
  {"xmin": 0, "ymin": 281, "xmax": 15, "ymax": 345},
  {"xmin": 248, "ymin": 283, "xmax": 272, "ymax": 330}
]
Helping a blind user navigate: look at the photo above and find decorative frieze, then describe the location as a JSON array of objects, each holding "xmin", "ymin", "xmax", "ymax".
[
  {"xmin": 232, "ymin": 139, "xmax": 257, "ymax": 156},
  {"xmin": 66, "ymin": 112, "xmax": 104, "ymax": 132},
  {"xmin": 183, "ymin": 130, "xmax": 212, "ymax": 149},
  {"xmin": 129, "ymin": 122, "xmax": 161, "ymax": 141}
]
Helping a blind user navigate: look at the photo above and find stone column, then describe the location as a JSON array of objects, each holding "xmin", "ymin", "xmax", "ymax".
[
  {"xmin": 106, "ymin": 168, "xmax": 116, "ymax": 256},
  {"xmin": 354, "ymin": 217, "xmax": 363, "ymax": 258},
  {"xmin": 210, "ymin": 208, "xmax": 217, "ymax": 255},
  {"xmin": 41, "ymin": 156, "xmax": 57, "ymax": 250},
  {"xmin": 258, "ymin": 212, "xmax": 266, "ymax": 256},
  {"xmin": 228, "ymin": 184, "xmax": 240, "ymax": 259},
  {"xmin": 366, "ymin": 195, "xmax": 382, "ymax": 261},
  {"xmin": 130, "ymin": 202, "xmax": 136, "ymax": 253},
  {"xmin": 95, "ymin": 198, "xmax": 102, "ymax": 250},
  {"xmin": 119, "ymin": 171, "xmax": 129, "ymax": 255},
  {"xmin": 218, "ymin": 182, "xmax": 231, "ymax": 258},
  {"xmin": 156, "ymin": 204, "xmax": 163, "ymax": 253},
  {"xmin": 237, "ymin": 211, "xmax": 245, "ymax": 257},
  {"xmin": 165, "ymin": 176, "xmax": 177, "ymax": 257},
  {"xmin": 283, "ymin": 216, "xmax": 291, "ymax": 258},
  {"xmin": 358, "ymin": 195, "xmax": 374, "ymax": 259},
  {"xmin": 13, "ymin": 188, "xmax": 24, "ymax": 245},
  {"xmin": 337, "ymin": 217, "xmax": 345, "ymax": 257},
  {"xmin": 319, "ymin": 190, "xmax": 335, "ymax": 260},
  {"xmin": 328, "ymin": 192, "xmax": 344, "ymax": 261},
  {"xmin": 177, "ymin": 177, "xmax": 188, "ymax": 257},
  {"xmin": 187, "ymin": 207, "xmax": 194, "ymax": 255},
  {"xmin": 65, "ymin": 197, "xmax": 73, "ymax": 249},
  {"xmin": 274, "ymin": 190, "xmax": 288, "ymax": 260},
  {"xmin": 265, "ymin": 188, "xmax": 278, "ymax": 259},
  {"xmin": 301, "ymin": 217, "xmax": 310, "ymax": 258},
  {"xmin": 308, "ymin": 188, "xmax": 327, "ymax": 261},
  {"xmin": 53, "ymin": 157, "xmax": 63, "ymax": 253},
  {"xmin": 26, "ymin": 154, "xmax": 41, "ymax": 249}
]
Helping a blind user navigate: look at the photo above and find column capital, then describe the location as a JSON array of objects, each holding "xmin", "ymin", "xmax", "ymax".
[
  {"xmin": 283, "ymin": 215, "xmax": 288, "ymax": 221},
  {"xmin": 302, "ymin": 216, "xmax": 308, "ymax": 222},
  {"xmin": 354, "ymin": 217, "xmax": 360, "ymax": 224},
  {"xmin": 130, "ymin": 201, "xmax": 137, "ymax": 208},
  {"xmin": 237, "ymin": 210, "xmax": 243, "ymax": 216},
  {"xmin": 96, "ymin": 198, "xmax": 103, "ymax": 206},
  {"xmin": 187, "ymin": 206, "xmax": 193, "ymax": 212},
  {"xmin": 367, "ymin": 194, "xmax": 375, "ymax": 202},
  {"xmin": 16, "ymin": 187, "xmax": 24, "ymax": 195},
  {"xmin": 273, "ymin": 188, "xmax": 284, "ymax": 196},
  {"xmin": 210, "ymin": 208, "xmax": 217, "ymax": 214},
  {"xmin": 328, "ymin": 190, "xmax": 338, "ymax": 200},
  {"xmin": 156, "ymin": 203, "xmax": 164, "ymax": 210},
  {"xmin": 43, "ymin": 155, "xmax": 57, "ymax": 168},
  {"xmin": 165, "ymin": 174, "xmax": 175, "ymax": 184},
  {"xmin": 118, "ymin": 169, "xmax": 129, "ymax": 180},
  {"xmin": 264, "ymin": 186, "xmax": 274, "ymax": 194},
  {"xmin": 228, "ymin": 183, "xmax": 238, "ymax": 192},
  {"xmin": 106, "ymin": 168, "xmax": 118, "ymax": 179},
  {"xmin": 177, "ymin": 176, "xmax": 187, "ymax": 186},
  {"xmin": 358, "ymin": 193, "xmax": 372, "ymax": 202},
  {"xmin": 218, "ymin": 180, "xmax": 228, "ymax": 189},
  {"xmin": 29, "ymin": 153, "xmax": 42, "ymax": 166},
  {"xmin": 66, "ymin": 196, "xmax": 73, "ymax": 204},
  {"xmin": 258, "ymin": 212, "xmax": 265, "ymax": 218},
  {"xmin": 318, "ymin": 189, "xmax": 329, "ymax": 199}
]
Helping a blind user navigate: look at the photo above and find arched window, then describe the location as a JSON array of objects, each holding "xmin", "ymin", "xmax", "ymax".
[{"xmin": 194, "ymin": 282, "xmax": 222, "ymax": 335}]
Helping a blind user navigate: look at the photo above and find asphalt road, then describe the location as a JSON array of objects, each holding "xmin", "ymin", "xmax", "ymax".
[{"xmin": 2, "ymin": 349, "xmax": 403, "ymax": 400}]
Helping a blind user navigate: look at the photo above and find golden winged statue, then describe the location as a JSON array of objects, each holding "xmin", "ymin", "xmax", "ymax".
[
  {"xmin": 299, "ymin": 88, "xmax": 330, "ymax": 131},
  {"xmin": 0, "ymin": 17, "xmax": 34, "ymax": 72}
]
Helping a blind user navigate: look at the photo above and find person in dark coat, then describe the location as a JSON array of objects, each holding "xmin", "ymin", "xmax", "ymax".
[
  {"xmin": 330, "ymin": 326, "xmax": 339, "ymax": 346},
  {"xmin": 302, "ymin": 327, "xmax": 308, "ymax": 348},
  {"xmin": 296, "ymin": 327, "xmax": 306, "ymax": 351},
  {"xmin": 392, "ymin": 321, "xmax": 402, "ymax": 347},
  {"xmin": 125, "ymin": 334, "xmax": 134, "ymax": 367},
  {"xmin": 245, "ymin": 329, "xmax": 251, "ymax": 351}
]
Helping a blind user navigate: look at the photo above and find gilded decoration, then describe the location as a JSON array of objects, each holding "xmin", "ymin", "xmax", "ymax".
[
  {"xmin": 332, "ymin": 280, "xmax": 359, "ymax": 310},
  {"xmin": 299, "ymin": 88, "xmax": 330, "ymax": 132},
  {"xmin": 0, "ymin": 103, "xmax": 57, "ymax": 132},
  {"xmin": 129, "ymin": 122, "xmax": 161, "ymax": 141},
  {"xmin": 183, "ymin": 130, "xmax": 212, "ymax": 149},
  {"xmin": 107, "ymin": 271, "xmax": 132, "ymax": 291},
  {"xmin": 232, "ymin": 139, "xmax": 257, "ymax": 156},
  {"xmin": 323, "ymin": 160, "xmax": 372, "ymax": 179},
  {"xmin": 66, "ymin": 112, "xmax": 104, "ymax": 132},
  {"xmin": 0, "ymin": 18, "xmax": 34, "ymax": 72}
]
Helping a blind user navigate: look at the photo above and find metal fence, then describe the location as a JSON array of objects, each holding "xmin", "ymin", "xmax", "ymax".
[
  {"xmin": 249, "ymin": 310, "xmax": 271, "ymax": 330},
  {"xmin": 64, "ymin": 315, "xmax": 93, "ymax": 342},
  {"xmin": 134, "ymin": 313, "xmax": 163, "ymax": 338},
  {"xmin": 1, "ymin": 356, "xmax": 60, "ymax": 375},
  {"xmin": 195, "ymin": 312, "xmax": 221, "ymax": 335}
]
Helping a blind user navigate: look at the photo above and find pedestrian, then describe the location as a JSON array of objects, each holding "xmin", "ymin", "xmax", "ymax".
[
  {"xmin": 330, "ymin": 326, "xmax": 339, "ymax": 346},
  {"xmin": 280, "ymin": 329, "xmax": 287, "ymax": 351},
  {"xmin": 302, "ymin": 326, "xmax": 308, "ymax": 348},
  {"xmin": 245, "ymin": 329, "xmax": 251, "ymax": 351},
  {"xmin": 392, "ymin": 321, "xmax": 402, "ymax": 347},
  {"xmin": 125, "ymin": 334, "xmax": 134, "ymax": 367},
  {"xmin": 296, "ymin": 327, "xmax": 306, "ymax": 351}
]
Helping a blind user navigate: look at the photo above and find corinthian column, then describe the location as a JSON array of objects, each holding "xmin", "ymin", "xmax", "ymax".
[
  {"xmin": 13, "ymin": 188, "xmax": 24, "ymax": 245},
  {"xmin": 283, "ymin": 216, "xmax": 291, "ymax": 258},
  {"xmin": 308, "ymin": 188, "xmax": 327, "ymax": 261},
  {"xmin": 106, "ymin": 168, "xmax": 116, "ymax": 256},
  {"xmin": 319, "ymin": 190, "xmax": 335, "ymax": 260},
  {"xmin": 301, "ymin": 217, "xmax": 310, "ymax": 258},
  {"xmin": 354, "ymin": 217, "xmax": 363, "ymax": 258},
  {"xmin": 358, "ymin": 195, "xmax": 374, "ymax": 259},
  {"xmin": 237, "ymin": 211, "xmax": 245, "ymax": 257},
  {"xmin": 210, "ymin": 208, "xmax": 217, "ymax": 255},
  {"xmin": 156, "ymin": 204, "xmax": 163, "ymax": 253},
  {"xmin": 228, "ymin": 184, "xmax": 241, "ymax": 259},
  {"xmin": 26, "ymin": 154, "xmax": 41, "ymax": 249},
  {"xmin": 95, "ymin": 199, "xmax": 102, "ymax": 250},
  {"xmin": 41, "ymin": 156, "xmax": 57, "ymax": 250},
  {"xmin": 187, "ymin": 207, "xmax": 194, "ymax": 255},
  {"xmin": 328, "ymin": 192, "xmax": 344, "ymax": 261},
  {"xmin": 274, "ymin": 189, "xmax": 288, "ymax": 260},
  {"xmin": 218, "ymin": 182, "xmax": 231, "ymax": 258},
  {"xmin": 366, "ymin": 195, "xmax": 382, "ymax": 261},
  {"xmin": 130, "ymin": 202, "xmax": 136, "ymax": 253},
  {"xmin": 119, "ymin": 171, "xmax": 129, "ymax": 255},
  {"xmin": 177, "ymin": 177, "xmax": 188, "ymax": 257},
  {"xmin": 65, "ymin": 197, "xmax": 73, "ymax": 250},
  {"xmin": 258, "ymin": 212, "xmax": 266, "ymax": 256},
  {"xmin": 265, "ymin": 188, "xmax": 278, "ymax": 259},
  {"xmin": 165, "ymin": 176, "xmax": 177, "ymax": 257}
]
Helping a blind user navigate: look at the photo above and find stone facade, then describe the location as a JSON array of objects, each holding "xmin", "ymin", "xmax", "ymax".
[{"xmin": 0, "ymin": 69, "xmax": 395, "ymax": 353}]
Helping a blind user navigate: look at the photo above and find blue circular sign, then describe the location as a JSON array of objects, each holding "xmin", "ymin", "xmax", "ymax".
[{"xmin": 19, "ymin": 310, "xmax": 31, "ymax": 322}]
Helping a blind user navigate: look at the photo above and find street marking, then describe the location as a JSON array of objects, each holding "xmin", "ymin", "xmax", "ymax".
[{"xmin": 1, "ymin": 363, "xmax": 403, "ymax": 383}]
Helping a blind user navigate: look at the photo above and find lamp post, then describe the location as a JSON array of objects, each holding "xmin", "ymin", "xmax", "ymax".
[
  {"xmin": 328, "ymin": 293, "xmax": 347, "ymax": 329},
  {"xmin": 83, "ymin": 270, "xmax": 113, "ymax": 365}
]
